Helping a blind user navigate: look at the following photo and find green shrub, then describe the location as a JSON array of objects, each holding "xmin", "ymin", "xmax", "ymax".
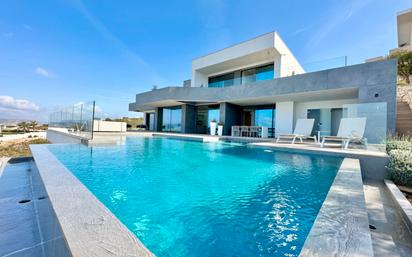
[
  {"xmin": 388, "ymin": 149, "xmax": 412, "ymax": 186},
  {"xmin": 386, "ymin": 135, "xmax": 412, "ymax": 153},
  {"xmin": 386, "ymin": 139, "xmax": 412, "ymax": 152}
]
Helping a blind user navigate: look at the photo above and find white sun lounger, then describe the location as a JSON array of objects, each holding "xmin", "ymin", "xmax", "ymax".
[
  {"xmin": 320, "ymin": 117, "xmax": 367, "ymax": 149},
  {"xmin": 276, "ymin": 119, "xmax": 316, "ymax": 144}
]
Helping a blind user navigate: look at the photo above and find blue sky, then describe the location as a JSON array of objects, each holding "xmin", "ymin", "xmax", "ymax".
[{"xmin": 0, "ymin": 0, "xmax": 410, "ymax": 123}]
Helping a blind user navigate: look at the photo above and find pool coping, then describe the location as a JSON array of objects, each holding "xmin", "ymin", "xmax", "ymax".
[
  {"xmin": 384, "ymin": 179, "xmax": 412, "ymax": 233},
  {"xmin": 299, "ymin": 158, "xmax": 374, "ymax": 257},
  {"xmin": 30, "ymin": 144, "xmax": 154, "ymax": 257}
]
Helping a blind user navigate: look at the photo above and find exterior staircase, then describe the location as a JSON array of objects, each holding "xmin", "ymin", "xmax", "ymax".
[{"xmin": 396, "ymin": 85, "xmax": 412, "ymax": 136}]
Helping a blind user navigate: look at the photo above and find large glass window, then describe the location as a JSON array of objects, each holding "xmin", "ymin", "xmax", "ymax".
[
  {"xmin": 149, "ymin": 113, "xmax": 155, "ymax": 131},
  {"xmin": 208, "ymin": 73, "xmax": 235, "ymax": 88},
  {"xmin": 256, "ymin": 64, "xmax": 274, "ymax": 81},
  {"xmin": 162, "ymin": 107, "xmax": 182, "ymax": 132},
  {"xmin": 241, "ymin": 64, "xmax": 274, "ymax": 84},
  {"xmin": 207, "ymin": 107, "xmax": 220, "ymax": 128},
  {"xmin": 208, "ymin": 63, "xmax": 275, "ymax": 88},
  {"xmin": 253, "ymin": 107, "xmax": 276, "ymax": 137},
  {"xmin": 241, "ymin": 68, "xmax": 256, "ymax": 84},
  {"xmin": 255, "ymin": 109, "xmax": 273, "ymax": 128}
]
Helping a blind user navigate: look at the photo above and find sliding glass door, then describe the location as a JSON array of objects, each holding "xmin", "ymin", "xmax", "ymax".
[
  {"xmin": 148, "ymin": 113, "xmax": 155, "ymax": 131},
  {"xmin": 162, "ymin": 107, "xmax": 182, "ymax": 132},
  {"xmin": 254, "ymin": 108, "xmax": 276, "ymax": 137},
  {"xmin": 241, "ymin": 105, "xmax": 276, "ymax": 137}
]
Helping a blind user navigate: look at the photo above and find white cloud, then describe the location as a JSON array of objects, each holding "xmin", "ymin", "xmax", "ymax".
[
  {"xmin": 35, "ymin": 67, "xmax": 55, "ymax": 78},
  {"xmin": 0, "ymin": 96, "xmax": 46, "ymax": 123},
  {"xmin": 0, "ymin": 95, "xmax": 40, "ymax": 111},
  {"xmin": 73, "ymin": 101, "xmax": 102, "ymax": 113}
]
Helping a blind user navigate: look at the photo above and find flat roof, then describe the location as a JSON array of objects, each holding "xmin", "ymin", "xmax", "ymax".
[{"xmin": 192, "ymin": 31, "xmax": 277, "ymax": 61}]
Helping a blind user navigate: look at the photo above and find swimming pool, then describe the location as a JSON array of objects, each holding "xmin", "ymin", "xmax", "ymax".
[{"xmin": 48, "ymin": 137, "xmax": 342, "ymax": 257}]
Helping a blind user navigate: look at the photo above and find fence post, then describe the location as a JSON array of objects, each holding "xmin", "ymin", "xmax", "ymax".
[{"xmin": 91, "ymin": 101, "xmax": 95, "ymax": 140}]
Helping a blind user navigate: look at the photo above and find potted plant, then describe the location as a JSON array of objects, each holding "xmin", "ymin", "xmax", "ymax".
[
  {"xmin": 210, "ymin": 119, "xmax": 217, "ymax": 136},
  {"xmin": 217, "ymin": 121, "xmax": 224, "ymax": 136}
]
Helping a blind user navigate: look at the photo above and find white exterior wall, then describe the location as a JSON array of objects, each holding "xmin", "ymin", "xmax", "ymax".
[
  {"xmin": 275, "ymin": 101, "xmax": 294, "ymax": 135},
  {"xmin": 397, "ymin": 9, "xmax": 412, "ymax": 47},
  {"xmin": 192, "ymin": 71, "xmax": 208, "ymax": 88},
  {"xmin": 274, "ymin": 33, "xmax": 305, "ymax": 77},
  {"xmin": 294, "ymin": 99, "xmax": 358, "ymax": 126},
  {"xmin": 191, "ymin": 32, "xmax": 303, "ymax": 87},
  {"xmin": 192, "ymin": 32, "xmax": 275, "ymax": 71},
  {"xmin": 93, "ymin": 120, "xmax": 127, "ymax": 132},
  {"xmin": 274, "ymin": 99, "xmax": 357, "ymax": 135}
]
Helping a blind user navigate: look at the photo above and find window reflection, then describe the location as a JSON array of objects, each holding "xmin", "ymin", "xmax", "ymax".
[
  {"xmin": 207, "ymin": 63, "xmax": 275, "ymax": 88},
  {"xmin": 162, "ymin": 107, "xmax": 182, "ymax": 132},
  {"xmin": 252, "ymin": 107, "xmax": 276, "ymax": 138},
  {"xmin": 255, "ymin": 109, "xmax": 273, "ymax": 128},
  {"xmin": 208, "ymin": 73, "xmax": 235, "ymax": 88},
  {"xmin": 242, "ymin": 64, "xmax": 274, "ymax": 84},
  {"xmin": 207, "ymin": 108, "xmax": 220, "ymax": 127},
  {"xmin": 149, "ymin": 113, "xmax": 155, "ymax": 131}
]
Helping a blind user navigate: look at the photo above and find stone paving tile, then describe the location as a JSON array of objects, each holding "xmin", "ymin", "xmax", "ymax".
[
  {"xmin": 42, "ymin": 237, "xmax": 71, "ymax": 257},
  {"xmin": 0, "ymin": 159, "xmax": 70, "ymax": 257},
  {"xmin": 4, "ymin": 244, "xmax": 44, "ymax": 257}
]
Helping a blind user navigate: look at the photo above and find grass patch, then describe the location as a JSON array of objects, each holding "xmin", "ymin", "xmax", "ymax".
[{"xmin": 0, "ymin": 139, "xmax": 50, "ymax": 158}]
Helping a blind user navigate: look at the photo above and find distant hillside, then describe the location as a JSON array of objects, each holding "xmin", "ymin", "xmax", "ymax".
[{"xmin": 104, "ymin": 117, "xmax": 144, "ymax": 128}]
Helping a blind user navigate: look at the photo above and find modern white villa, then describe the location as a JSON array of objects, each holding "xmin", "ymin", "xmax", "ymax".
[
  {"xmin": 2, "ymin": 12, "xmax": 412, "ymax": 257},
  {"xmin": 129, "ymin": 32, "xmax": 397, "ymax": 145}
]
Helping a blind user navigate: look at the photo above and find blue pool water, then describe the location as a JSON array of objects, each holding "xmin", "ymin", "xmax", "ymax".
[{"xmin": 48, "ymin": 137, "xmax": 342, "ymax": 257}]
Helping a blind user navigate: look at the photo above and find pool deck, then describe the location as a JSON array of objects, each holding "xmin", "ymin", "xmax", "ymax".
[{"xmin": 91, "ymin": 131, "xmax": 387, "ymax": 156}]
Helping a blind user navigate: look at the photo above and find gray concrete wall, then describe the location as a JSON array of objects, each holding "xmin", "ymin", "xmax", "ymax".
[
  {"xmin": 219, "ymin": 102, "xmax": 241, "ymax": 135},
  {"xmin": 154, "ymin": 107, "xmax": 163, "ymax": 132},
  {"xmin": 359, "ymin": 155, "xmax": 390, "ymax": 181},
  {"xmin": 182, "ymin": 104, "xmax": 196, "ymax": 133},
  {"xmin": 130, "ymin": 59, "xmax": 397, "ymax": 132}
]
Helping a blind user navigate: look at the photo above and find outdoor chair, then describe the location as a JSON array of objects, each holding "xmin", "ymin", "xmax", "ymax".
[
  {"xmin": 320, "ymin": 117, "xmax": 367, "ymax": 149},
  {"xmin": 276, "ymin": 119, "xmax": 316, "ymax": 144},
  {"xmin": 240, "ymin": 126, "xmax": 250, "ymax": 137}
]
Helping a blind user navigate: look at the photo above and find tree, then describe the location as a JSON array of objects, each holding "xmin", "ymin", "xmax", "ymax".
[
  {"xmin": 29, "ymin": 121, "xmax": 38, "ymax": 131},
  {"xmin": 18, "ymin": 122, "xmax": 29, "ymax": 133},
  {"xmin": 389, "ymin": 51, "xmax": 412, "ymax": 84}
]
